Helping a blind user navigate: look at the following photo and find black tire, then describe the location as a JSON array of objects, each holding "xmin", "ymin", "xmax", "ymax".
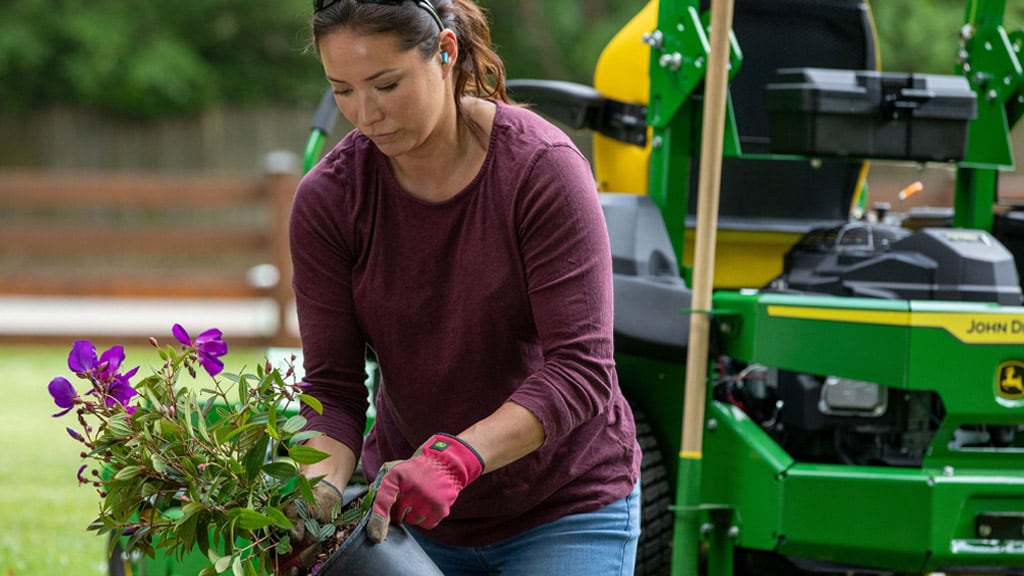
[{"xmin": 634, "ymin": 407, "xmax": 673, "ymax": 576}]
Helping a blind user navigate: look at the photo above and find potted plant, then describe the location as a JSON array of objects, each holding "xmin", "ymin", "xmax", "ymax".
[{"xmin": 47, "ymin": 324, "xmax": 441, "ymax": 576}]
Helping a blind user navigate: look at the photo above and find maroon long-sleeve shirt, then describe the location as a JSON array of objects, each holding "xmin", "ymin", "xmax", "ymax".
[{"xmin": 289, "ymin": 101, "xmax": 640, "ymax": 546}]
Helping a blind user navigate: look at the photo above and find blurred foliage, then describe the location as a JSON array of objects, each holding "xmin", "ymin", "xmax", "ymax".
[
  {"xmin": 0, "ymin": 0, "xmax": 325, "ymax": 118},
  {"xmin": 871, "ymin": 1, "xmax": 1024, "ymax": 73},
  {"xmin": 0, "ymin": 0, "xmax": 1021, "ymax": 118}
]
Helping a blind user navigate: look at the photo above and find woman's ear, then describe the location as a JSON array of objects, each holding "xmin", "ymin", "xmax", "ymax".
[{"xmin": 438, "ymin": 29, "xmax": 458, "ymax": 77}]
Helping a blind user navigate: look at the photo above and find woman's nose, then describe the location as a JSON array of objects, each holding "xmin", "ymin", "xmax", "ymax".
[{"xmin": 357, "ymin": 92, "xmax": 384, "ymax": 126}]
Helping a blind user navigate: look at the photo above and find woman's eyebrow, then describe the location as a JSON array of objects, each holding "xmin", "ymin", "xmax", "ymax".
[{"xmin": 327, "ymin": 68, "xmax": 399, "ymax": 84}]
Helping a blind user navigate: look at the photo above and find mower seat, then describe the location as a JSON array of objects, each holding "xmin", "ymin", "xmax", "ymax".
[{"xmin": 601, "ymin": 193, "xmax": 692, "ymax": 360}]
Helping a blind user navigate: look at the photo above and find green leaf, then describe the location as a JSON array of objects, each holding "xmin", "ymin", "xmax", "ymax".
[
  {"xmin": 214, "ymin": 554, "xmax": 232, "ymax": 574},
  {"xmin": 183, "ymin": 397, "xmax": 194, "ymax": 438},
  {"xmin": 176, "ymin": 511, "xmax": 199, "ymax": 551},
  {"xmin": 202, "ymin": 395, "xmax": 218, "ymax": 418},
  {"xmin": 237, "ymin": 374, "xmax": 249, "ymax": 406},
  {"xmin": 199, "ymin": 568, "xmax": 219, "ymax": 576},
  {"xmin": 206, "ymin": 541, "xmax": 222, "ymax": 566},
  {"xmin": 113, "ymin": 465, "xmax": 142, "ymax": 481},
  {"xmin": 106, "ymin": 530, "xmax": 120, "ymax": 558},
  {"xmin": 296, "ymin": 475, "xmax": 315, "ymax": 505},
  {"xmin": 261, "ymin": 461, "xmax": 298, "ymax": 481},
  {"xmin": 232, "ymin": 555, "xmax": 244, "ymax": 576},
  {"xmin": 275, "ymin": 535, "xmax": 293, "ymax": 555},
  {"xmin": 264, "ymin": 505, "xmax": 294, "ymax": 530},
  {"xmin": 298, "ymin": 394, "xmax": 323, "ymax": 415},
  {"xmin": 267, "ymin": 404, "xmax": 279, "ymax": 441},
  {"xmin": 196, "ymin": 518, "xmax": 210, "ymax": 558},
  {"xmin": 179, "ymin": 502, "xmax": 205, "ymax": 522},
  {"xmin": 221, "ymin": 421, "xmax": 260, "ymax": 444},
  {"xmin": 242, "ymin": 433, "xmax": 270, "ymax": 481},
  {"xmin": 195, "ymin": 400, "xmax": 211, "ymax": 443},
  {"xmin": 157, "ymin": 418, "xmax": 181, "ymax": 435},
  {"xmin": 125, "ymin": 525, "xmax": 152, "ymax": 555},
  {"xmin": 107, "ymin": 419, "xmax": 132, "ymax": 439},
  {"xmin": 150, "ymin": 453, "xmax": 167, "ymax": 474},
  {"xmin": 317, "ymin": 523, "xmax": 336, "ymax": 541},
  {"xmin": 287, "ymin": 445, "xmax": 329, "ymax": 465},
  {"xmin": 227, "ymin": 508, "xmax": 273, "ymax": 530},
  {"xmin": 288, "ymin": 430, "xmax": 322, "ymax": 445},
  {"xmin": 281, "ymin": 415, "xmax": 306, "ymax": 435}
]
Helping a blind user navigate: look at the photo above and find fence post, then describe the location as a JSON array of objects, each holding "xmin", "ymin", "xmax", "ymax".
[{"xmin": 264, "ymin": 151, "xmax": 301, "ymax": 347}]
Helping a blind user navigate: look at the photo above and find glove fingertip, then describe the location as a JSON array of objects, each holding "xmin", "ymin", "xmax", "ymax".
[{"xmin": 366, "ymin": 514, "xmax": 389, "ymax": 543}]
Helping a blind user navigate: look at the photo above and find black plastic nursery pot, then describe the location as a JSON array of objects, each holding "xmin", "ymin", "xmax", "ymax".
[{"xmin": 313, "ymin": 512, "xmax": 444, "ymax": 576}]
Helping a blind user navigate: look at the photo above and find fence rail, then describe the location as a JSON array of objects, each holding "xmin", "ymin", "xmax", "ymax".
[{"xmin": 0, "ymin": 156, "xmax": 301, "ymax": 347}]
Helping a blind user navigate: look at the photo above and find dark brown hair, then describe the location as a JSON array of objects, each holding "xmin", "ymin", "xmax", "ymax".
[{"xmin": 311, "ymin": 0, "xmax": 511, "ymax": 139}]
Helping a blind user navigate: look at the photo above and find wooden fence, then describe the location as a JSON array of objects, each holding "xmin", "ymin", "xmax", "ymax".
[{"xmin": 0, "ymin": 155, "xmax": 302, "ymax": 346}]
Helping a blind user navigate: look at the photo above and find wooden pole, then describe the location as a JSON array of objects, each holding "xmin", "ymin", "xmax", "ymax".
[{"xmin": 674, "ymin": 0, "xmax": 736, "ymax": 573}]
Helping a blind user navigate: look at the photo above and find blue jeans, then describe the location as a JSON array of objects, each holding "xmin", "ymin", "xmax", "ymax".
[{"xmin": 411, "ymin": 480, "xmax": 641, "ymax": 576}]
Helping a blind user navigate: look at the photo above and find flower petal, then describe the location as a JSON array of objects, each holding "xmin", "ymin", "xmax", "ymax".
[
  {"xmin": 172, "ymin": 324, "xmax": 191, "ymax": 346},
  {"xmin": 198, "ymin": 353, "xmax": 225, "ymax": 377},
  {"xmin": 106, "ymin": 380, "xmax": 139, "ymax": 408},
  {"xmin": 195, "ymin": 328, "xmax": 224, "ymax": 346},
  {"xmin": 98, "ymin": 346, "xmax": 126, "ymax": 380},
  {"xmin": 67, "ymin": 340, "xmax": 98, "ymax": 375},
  {"xmin": 48, "ymin": 376, "xmax": 77, "ymax": 409}
]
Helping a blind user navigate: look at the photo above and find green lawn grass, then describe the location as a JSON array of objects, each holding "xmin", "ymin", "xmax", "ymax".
[{"xmin": 0, "ymin": 342, "xmax": 272, "ymax": 576}]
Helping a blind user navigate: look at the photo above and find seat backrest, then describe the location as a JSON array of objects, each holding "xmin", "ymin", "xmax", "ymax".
[
  {"xmin": 593, "ymin": 0, "xmax": 878, "ymax": 225},
  {"xmin": 693, "ymin": 0, "xmax": 878, "ymax": 225}
]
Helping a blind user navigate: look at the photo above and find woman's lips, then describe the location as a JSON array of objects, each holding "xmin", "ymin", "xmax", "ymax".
[{"xmin": 369, "ymin": 131, "xmax": 397, "ymax": 144}]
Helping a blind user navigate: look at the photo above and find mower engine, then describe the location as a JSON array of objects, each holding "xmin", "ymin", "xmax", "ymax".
[{"xmin": 723, "ymin": 222, "xmax": 1024, "ymax": 466}]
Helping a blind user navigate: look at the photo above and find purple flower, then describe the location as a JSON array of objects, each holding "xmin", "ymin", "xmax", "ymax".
[
  {"xmin": 106, "ymin": 370, "xmax": 139, "ymax": 414},
  {"xmin": 68, "ymin": 341, "xmax": 132, "ymax": 382},
  {"xmin": 68, "ymin": 340, "xmax": 99, "ymax": 376},
  {"xmin": 172, "ymin": 324, "xmax": 228, "ymax": 377},
  {"xmin": 48, "ymin": 376, "xmax": 78, "ymax": 417},
  {"xmin": 66, "ymin": 427, "xmax": 85, "ymax": 442},
  {"xmin": 97, "ymin": 345, "xmax": 127, "ymax": 381},
  {"xmin": 76, "ymin": 464, "xmax": 89, "ymax": 484},
  {"xmin": 62, "ymin": 340, "xmax": 139, "ymax": 413}
]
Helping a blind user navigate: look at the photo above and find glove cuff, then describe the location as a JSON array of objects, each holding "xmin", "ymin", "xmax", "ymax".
[
  {"xmin": 427, "ymin": 433, "xmax": 485, "ymax": 484},
  {"xmin": 318, "ymin": 479, "xmax": 343, "ymax": 499}
]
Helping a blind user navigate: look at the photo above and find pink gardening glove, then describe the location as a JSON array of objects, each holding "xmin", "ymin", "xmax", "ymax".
[{"xmin": 366, "ymin": 433, "xmax": 485, "ymax": 543}]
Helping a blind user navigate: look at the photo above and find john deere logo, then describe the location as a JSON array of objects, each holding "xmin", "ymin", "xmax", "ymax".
[{"xmin": 997, "ymin": 361, "xmax": 1024, "ymax": 401}]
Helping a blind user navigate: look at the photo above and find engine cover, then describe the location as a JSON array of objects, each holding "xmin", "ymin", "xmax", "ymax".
[{"xmin": 768, "ymin": 222, "xmax": 1023, "ymax": 305}]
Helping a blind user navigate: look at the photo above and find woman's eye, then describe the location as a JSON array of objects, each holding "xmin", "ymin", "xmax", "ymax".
[
  {"xmin": 377, "ymin": 83, "xmax": 398, "ymax": 93},
  {"xmin": 333, "ymin": 89, "xmax": 352, "ymax": 97}
]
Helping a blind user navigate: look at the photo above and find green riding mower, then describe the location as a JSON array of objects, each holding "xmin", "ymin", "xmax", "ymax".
[{"xmin": 113, "ymin": 0, "xmax": 1024, "ymax": 574}]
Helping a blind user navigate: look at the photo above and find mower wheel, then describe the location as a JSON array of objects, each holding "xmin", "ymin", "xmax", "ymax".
[{"xmin": 634, "ymin": 407, "xmax": 673, "ymax": 576}]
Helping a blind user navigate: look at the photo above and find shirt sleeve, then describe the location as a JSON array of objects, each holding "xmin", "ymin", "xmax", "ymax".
[
  {"xmin": 289, "ymin": 163, "xmax": 370, "ymax": 456},
  {"xmin": 506, "ymin": 143, "xmax": 618, "ymax": 443}
]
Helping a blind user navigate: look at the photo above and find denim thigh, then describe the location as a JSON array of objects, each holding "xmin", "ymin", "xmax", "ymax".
[{"xmin": 412, "ymin": 480, "xmax": 641, "ymax": 576}]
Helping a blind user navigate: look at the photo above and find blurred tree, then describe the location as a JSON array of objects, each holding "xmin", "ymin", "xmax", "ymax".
[
  {"xmin": 481, "ymin": 0, "xmax": 645, "ymax": 83},
  {"xmin": 0, "ymin": 0, "xmax": 1020, "ymax": 118},
  {"xmin": 872, "ymin": 0, "xmax": 1024, "ymax": 73},
  {"xmin": 0, "ymin": 0, "xmax": 325, "ymax": 118}
]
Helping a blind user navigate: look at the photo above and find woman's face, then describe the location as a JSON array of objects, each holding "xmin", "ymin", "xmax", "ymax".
[{"xmin": 319, "ymin": 28, "xmax": 447, "ymax": 157}]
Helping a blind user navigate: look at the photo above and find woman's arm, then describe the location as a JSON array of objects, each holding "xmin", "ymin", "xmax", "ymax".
[
  {"xmin": 458, "ymin": 402, "xmax": 544, "ymax": 474},
  {"xmin": 300, "ymin": 434, "xmax": 359, "ymax": 489}
]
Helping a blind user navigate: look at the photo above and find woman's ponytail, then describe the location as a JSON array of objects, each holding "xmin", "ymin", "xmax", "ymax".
[{"xmin": 442, "ymin": 0, "xmax": 511, "ymax": 105}]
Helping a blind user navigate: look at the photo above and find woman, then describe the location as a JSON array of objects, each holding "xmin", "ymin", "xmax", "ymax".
[{"xmin": 287, "ymin": 0, "xmax": 641, "ymax": 574}]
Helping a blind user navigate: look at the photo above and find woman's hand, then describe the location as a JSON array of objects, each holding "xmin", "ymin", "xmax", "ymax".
[{"xmin": 366, "ymin": 434, "xmax": 485, "ymax": 542}]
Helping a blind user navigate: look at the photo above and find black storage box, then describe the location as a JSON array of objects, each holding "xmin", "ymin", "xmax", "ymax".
[{"xmin": 765, "ymin": 68, "xmax": 976, "ymax": 162}]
